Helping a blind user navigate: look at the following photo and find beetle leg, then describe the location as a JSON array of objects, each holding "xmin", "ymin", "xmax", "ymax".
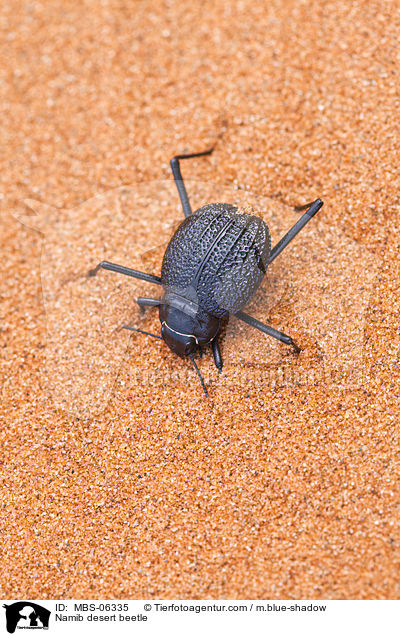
[
  {"xmin": 268, "ymin": 198, "xmax": 323, "ymax": 264},
  {"xmin": 212, "ymin": 338, "xmax": 223, "ymax": 373},
  {"xmin": 235, "ymin": 310, "xmax": 301, "ymax": 354},
  {"xmin": 170, "ymin": 147, "xmax": 214, "ymax": 218},
  {"xmin": 136, "ymin": 297, "xmax": 161, "ymax": 314},
  {"xmin": 88, "ymin": 260, "xmax": 162, "ymax": 285}
]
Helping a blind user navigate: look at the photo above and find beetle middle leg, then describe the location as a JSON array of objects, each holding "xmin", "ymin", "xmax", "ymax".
[
  {"xmin": 235, "ymin": 310, "xmax": 301, "ymax": 354},
  {"xmin": 170, "ymin": 147, "xmax": 214, "ymax": 218},
  {"xmin": 89, "ymin": 260, "xmax": 162, "ymax": 285}
]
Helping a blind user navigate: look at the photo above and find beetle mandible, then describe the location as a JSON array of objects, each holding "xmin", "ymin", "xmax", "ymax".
[{"xmin": 89, "ymin": 148, "xmax": 323, "ymax": 396}]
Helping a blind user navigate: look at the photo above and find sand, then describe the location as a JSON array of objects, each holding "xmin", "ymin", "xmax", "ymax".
[{"xmin": 1, "ymin": 0, "xmax": 400, "ymax": 599}]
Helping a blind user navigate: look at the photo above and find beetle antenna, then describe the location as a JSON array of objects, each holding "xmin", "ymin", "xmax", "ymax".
[
  {"xmin": 189, "ymin": 354, "xmax": 209, "ymax": 398},
  {"xmin": 122, "ymin": 325, "xmax": 162, "ymax": 339}
]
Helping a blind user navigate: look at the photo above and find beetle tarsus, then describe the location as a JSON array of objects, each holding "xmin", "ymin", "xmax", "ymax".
[
  {"xmin": 289, "ymin": 339, "xmax": 302, "ymax": 354},
  {"xmin": 88, "ymin": 263, "xmax": 102, "ymax": 277},
  {"xmin": 294, "ymin": 200, "xmax": 318, "ymax": 212}
]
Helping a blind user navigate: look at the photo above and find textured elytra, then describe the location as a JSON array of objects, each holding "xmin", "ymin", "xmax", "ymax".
[{"xmin": 161, "ymin": 203, "xmax": 271, "ymax": 317}]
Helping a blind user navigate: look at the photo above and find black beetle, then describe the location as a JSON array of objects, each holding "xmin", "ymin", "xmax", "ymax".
[{"xmin": 89, "ymin": 148, "xmax": 323, "ymax": 396}]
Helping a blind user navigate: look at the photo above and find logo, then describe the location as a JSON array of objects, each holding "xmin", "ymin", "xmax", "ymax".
[{"xmin": 3, "ymin": 603, "xmax": 51, "ymax": 633}]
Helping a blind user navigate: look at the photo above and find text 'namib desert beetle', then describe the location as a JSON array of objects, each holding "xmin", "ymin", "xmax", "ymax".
[{"xmin": 89, "ymin": 148, "xmax": 323, "ymax": 396}]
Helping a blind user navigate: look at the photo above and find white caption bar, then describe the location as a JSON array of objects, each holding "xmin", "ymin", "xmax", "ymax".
[{"xmin": 1, "ymin": 599, "xmax": 398, "ymax": 636}]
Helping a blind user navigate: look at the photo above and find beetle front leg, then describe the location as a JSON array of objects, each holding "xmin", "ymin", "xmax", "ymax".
[{"xmin": 136, "ymin": 297, "xmax": 161, "ymax": 314}]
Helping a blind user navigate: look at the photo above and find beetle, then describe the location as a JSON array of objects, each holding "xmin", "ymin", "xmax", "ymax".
[{"xmin": 89, "ymin": 148, "xmax": 323, "ymax": 396}]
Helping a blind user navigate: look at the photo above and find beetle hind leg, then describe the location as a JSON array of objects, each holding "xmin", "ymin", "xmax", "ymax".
[{"xmin": 268, "ymin": 198, "xmax": 323, "ymax": 264}]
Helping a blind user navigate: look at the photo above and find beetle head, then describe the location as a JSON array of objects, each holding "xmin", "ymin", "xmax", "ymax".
[{"xmin": 159, "ymin": 297, "xmax": 220, "ymax": 358}]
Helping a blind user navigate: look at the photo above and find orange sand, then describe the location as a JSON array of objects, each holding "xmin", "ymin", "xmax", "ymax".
[{"xmin": 1, "ymin": 0, "xmax": 400, "ymax": 599}]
